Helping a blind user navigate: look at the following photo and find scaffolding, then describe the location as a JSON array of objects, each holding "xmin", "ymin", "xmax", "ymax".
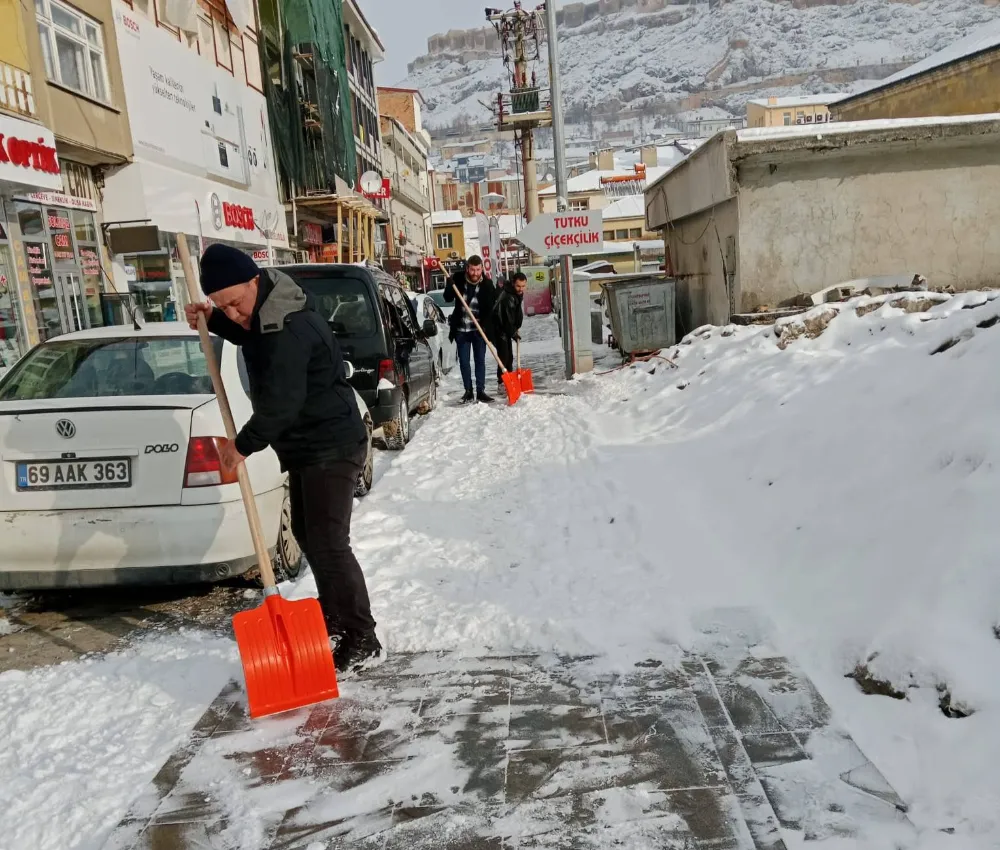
[{"xmin": 258, "ymin": 0, "xmax": 357, "ymax": 197}]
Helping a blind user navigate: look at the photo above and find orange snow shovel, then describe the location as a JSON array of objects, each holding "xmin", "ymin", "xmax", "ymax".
[
  {"xmin": 514, "ymin": 338, "xmax": 534, "ymax": 395},
  {"xmin": 450, "ymin": 285, "xmax": 521, "ymax": 405},
  {"xmin": 176, "ymin": 234, "xmax": 339, "ymax": 720}
]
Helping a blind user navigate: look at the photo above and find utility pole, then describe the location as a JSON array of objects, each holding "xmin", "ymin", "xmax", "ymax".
[
  {"xmin": 513, "ymin": 13, "xmax": 539, "ymax": 224},
  {"xmin": 545, "ymin": 0, "xmax": 576, "ymax": 379}
]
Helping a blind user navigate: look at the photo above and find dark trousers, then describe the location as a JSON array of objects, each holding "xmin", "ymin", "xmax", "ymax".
[
  {"xmin": 288, "ymin": 445, "xmax": 375, "ymax": 637},
  {"xmin": 495, "ymin": 335, "xmax": 514, "ymax": 383},
  {"xmin": 456, "ymin": 330, "xmax": 487, "ymax": 394}
]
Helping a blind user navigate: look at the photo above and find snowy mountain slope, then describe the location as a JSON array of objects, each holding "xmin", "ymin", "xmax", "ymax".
[{"xmin": 403, "ymin": 0, "xmax": 999, "ymax": 130}]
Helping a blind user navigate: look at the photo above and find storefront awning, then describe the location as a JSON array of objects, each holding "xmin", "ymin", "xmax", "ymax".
[{"xmin": 293, "ymin": 193, "xmax": 388, "ymax": 222}]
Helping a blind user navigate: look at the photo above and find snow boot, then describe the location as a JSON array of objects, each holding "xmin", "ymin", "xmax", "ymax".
[
  {"xmin": 477, "ymin": 392, "xmax": 495, "ymax": 404},
  {"xmin": 335, "ymin": 630, "xmax": 384, "ymax": 675},
  {"xmin": 461, "ymin": 389, "xmax": 474, "ymax": 404}
]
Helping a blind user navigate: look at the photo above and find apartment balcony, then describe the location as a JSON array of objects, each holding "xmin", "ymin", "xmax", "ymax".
[
  {"xmin": 390, "ymin": 177, "xmax": 430, "ymax": 214},
  {"xmin": 0, "ymin": 63, "xmax": 36, "ymax": 117}
]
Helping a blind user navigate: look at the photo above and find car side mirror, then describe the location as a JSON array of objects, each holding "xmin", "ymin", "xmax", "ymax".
[
  {"xmin": 344, "ymin": 360, "xmax": 355, "ymax": 379},
  {"xmin": 422, "ymin": 319, "xmax": 439, "ymax": 338}
]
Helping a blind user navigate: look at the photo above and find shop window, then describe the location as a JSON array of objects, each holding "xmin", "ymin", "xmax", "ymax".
[{"xmin": 35, "ymin": 0, "xmax": 112, "ymax": 104}]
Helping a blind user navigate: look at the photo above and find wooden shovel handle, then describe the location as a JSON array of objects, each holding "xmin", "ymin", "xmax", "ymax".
[
  {"xmin": 450, "ymin": 284, "xmax": 507, "ymax": 373},
  {"xmin": 176, "ymin": 234, "xmax": 278, "ymax": 591}
]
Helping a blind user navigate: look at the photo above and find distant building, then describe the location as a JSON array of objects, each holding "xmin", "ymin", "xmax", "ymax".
[
  {"xmin": 831, "ymin": 20, "xmax": 1000, "ymax": 122},
  {"xmin": 430, "ymin": 210, "xmax": 464, "ymax": 268},
  {"xmin": 747, "ymin": 95, "xmax": 838, "ymax": 128},
  {"xmin": 683, "ymin": 117, "xmax": 745, "ymax": 138}
]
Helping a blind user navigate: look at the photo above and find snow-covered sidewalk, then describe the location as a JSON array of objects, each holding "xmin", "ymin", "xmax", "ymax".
[{"xmin": 5, "ymin": 294, "xmax": 1000, "ymax": 848}]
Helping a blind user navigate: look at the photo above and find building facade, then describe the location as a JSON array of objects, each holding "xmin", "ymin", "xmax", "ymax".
[
  {"xmin": 645, "ymin": 118, "xmax": 1000, "ymax": 332},
  {"xmin": 379, "ymin": 115, "xmax": 431, "ymax": 287},
  {"xmin": 100, "ymin": 0, "xmax": 287, "ymax": 322},
  {"xmin": 831, "ymin": 25, "xmax": 1000, "ymax": 122},
  {"xmin": 747, "ymin": 95, "xmax": 837, "ymax": 128},
  {"xmin": 0, "ymin": 0, "xmax": 133, "ymax": 366}
]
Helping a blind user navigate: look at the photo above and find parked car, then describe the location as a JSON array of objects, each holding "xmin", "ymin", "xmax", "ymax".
[
  {"xmin": 427, "ymin": 288, "xmax": 454, "ymax": 319},
  {"xmin": 411, "ymin": 293, "xmax": 456, "ymax": 375},
  {"xmin": 0, "ymin": 324, "xmax": 374, "ymax": 591},
  {"xmin": 281, "ymin": 264, "xmax": 438, "ymax": 450}
]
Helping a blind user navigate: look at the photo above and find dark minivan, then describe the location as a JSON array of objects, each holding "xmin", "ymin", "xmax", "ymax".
[{"xmin": 281, "ymin": 264, "xmax": 438, "ymax": 450}]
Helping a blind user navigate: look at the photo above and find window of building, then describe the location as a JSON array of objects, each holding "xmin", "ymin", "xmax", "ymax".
[
  {"xmin": 603, "ymin": 230, "xmax": 614, "ymax": 241},
  {"xmin": 629, "ymin": 228, "xmax": 642, "ymax": 238},
  {"xmin": 569, "ymin": 199, "xmax": 589, "ymax": 211},
  {"xmin": 437, "ymin": 232, "xmax": 453, "ymax": 250},
  {"xmin": 36, "ymin": 0, "xmax": 111, "ymax": 104},
  {"xmin": 614, "ymin": 228, "xmax": 629, "ymax": 240},
  {"xmin": 783, "ymin": 112, "xmax": 791, "ymax": 126}
]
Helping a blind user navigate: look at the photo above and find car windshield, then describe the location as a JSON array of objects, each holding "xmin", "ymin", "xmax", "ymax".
[
  {"xmin": 285, "ymin": 271, "xmax": 379, "ymax": 338},
  {"xmin": 0, "ymin": 336, "xmax": 223, "ymax": 401},
  {"xmin": 429, "ymin": 290, "xmax": 448, "ymax": 310}
]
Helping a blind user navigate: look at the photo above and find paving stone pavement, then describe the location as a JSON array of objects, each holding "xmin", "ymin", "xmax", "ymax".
[{"xmin": 102, "ymin": 609, "xmax": 914, "ymax": 850}]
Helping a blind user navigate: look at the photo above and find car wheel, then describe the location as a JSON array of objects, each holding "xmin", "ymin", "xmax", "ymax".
[
  {"xmin": 355, "ymin": 416, "xmax": 374, "ymax": 497},
  {"xmin": 274, "ymin": 484, "xmax": 303, "ymax": 582},
  {"xmin": 418, "ymin": 368, "xmax": 437, "ymax": 415},
  {"xmin": 384, "ymin": 393, "xmax": 410, "ymax": 451}
]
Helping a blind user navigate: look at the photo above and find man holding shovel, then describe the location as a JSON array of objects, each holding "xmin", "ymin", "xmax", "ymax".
[
  {"xmin": 492, "ymin": 271, "xmax": 527, "ymax": 394},
  {"xmin": 184, "ymin": 244, "xmax": 382, "ymax": 675},
  {"xmin": 445, "ymin": 255, "xmax": 497, "ymax": 403}
]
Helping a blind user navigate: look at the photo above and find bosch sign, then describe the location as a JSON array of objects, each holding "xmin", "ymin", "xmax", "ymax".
[{"xmin": 222, "ymin": 202, "xmax": 255, "ymax": 231}]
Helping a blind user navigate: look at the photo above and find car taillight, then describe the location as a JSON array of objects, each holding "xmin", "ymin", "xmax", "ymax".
[
  {"xmin": 378, "ymin": 359, "xmax": 395, "ymax": 384},
  {"xmin": 184, "ymin": 437, "xmax": 239, "ymax": 488}
]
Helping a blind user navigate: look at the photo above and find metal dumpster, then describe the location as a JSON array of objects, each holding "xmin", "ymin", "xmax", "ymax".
[{"xmin": 600, "ymin": 274, "xmax": 676, "ymax": 357}]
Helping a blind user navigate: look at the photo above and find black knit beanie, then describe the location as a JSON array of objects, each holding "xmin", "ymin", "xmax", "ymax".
[{"xmin": 199, "ymin": 244, "xmax": 261, "ymax": 295}]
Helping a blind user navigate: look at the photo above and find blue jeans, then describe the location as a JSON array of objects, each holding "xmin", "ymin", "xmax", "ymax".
[{"xmin": 456, "ymin": 331, "xmax": 487, "ymax": 395}]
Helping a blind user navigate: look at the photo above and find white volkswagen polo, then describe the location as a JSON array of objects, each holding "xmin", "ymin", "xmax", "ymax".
[{"xmin": 0, "ymin": 324, "xmax": 374, "ymax": 591}]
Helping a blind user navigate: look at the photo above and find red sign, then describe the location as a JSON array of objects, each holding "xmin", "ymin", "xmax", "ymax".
[
  {"xmin": 222, "ymin": 202, "xmax": 255, "ymax": 231},
  {"xmin": 47, "ymin": 214, "xmax": 71, "ymax": 230},
  {"xmin": 423, "ymin": 256, "xmax": 441, "ymax": 271},
  {"xmin": 301, "ymin": 222, "xmax": 323, "ymax": 245},
  {"xmin": 0, "ymin": 134, "xmax": 59, "ymax": 175},
  {"xmin": 357, "ymin": 178, "xmax": 391, "ymax": 200}
]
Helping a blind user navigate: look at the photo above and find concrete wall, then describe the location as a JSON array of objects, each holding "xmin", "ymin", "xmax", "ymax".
[
  {"xmin": 832, "ymin": 49, "xmax": 1000, "ymax": 122},
  {"xmin": 662, "ymin": 199, "xmax": 738, "ymax": 332},
  {"xmin": 736, "ymin": 132, "xmax": 1000, "ymax": 308},
  {"xmin": 646, "ymin": 132, "xmax": 733, "ymax": 226}
]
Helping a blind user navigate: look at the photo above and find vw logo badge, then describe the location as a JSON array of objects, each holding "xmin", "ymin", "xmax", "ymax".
[
  {"xmin": 55, "ymin": 419, "xmax": 76, "ymax": 439},
  {"xmin": 209, "ymin": 193, "xmax": 223, "ymax": 230}
]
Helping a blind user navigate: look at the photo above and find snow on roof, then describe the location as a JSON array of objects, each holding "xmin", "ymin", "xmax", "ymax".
[
  {"xmin": 747, "ymin": 94, "xmax": 840, "ymax": 108},
  {"xmin": 736, "ymin": 112, "xmax": 1000, "ymax": 144},
  {"xmin": 602, "ymin": 196, "xmax": 645, "ymax": 221},
  {"xmin": 462, "ymin": 214, "xmax": 525, "ymax": 239},
  {"xmin": 431, "ymin": 210, "xmax": 463, "ymax": 226},
  {"xmin": 588, "ymin": 238, "xmax": 664, "ymax": 256},
  {"xmin": 539, "ymin": 166, "xmax": 669, "ymax": 196},
  {"xmin": 851, "ymin": 18, "xmax": 1000, "ymax": 98}
]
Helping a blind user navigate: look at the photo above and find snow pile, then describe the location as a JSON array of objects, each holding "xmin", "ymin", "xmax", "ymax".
[
  {"xmin": 348, "ymin": 293, "xmax": 1000, "ymax": 842},
  {"xmin": 405, "ymin": 0, "xmax": 995, "ymax": 128},
  {"xmin": 0, "ymin": 632, "xmax": 235, "ymax": 850}
]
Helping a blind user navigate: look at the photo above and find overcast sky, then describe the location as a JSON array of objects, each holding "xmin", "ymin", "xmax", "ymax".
[{"xmin": 358, "ymin": 1, "xmax": 561, "ymax": 86}]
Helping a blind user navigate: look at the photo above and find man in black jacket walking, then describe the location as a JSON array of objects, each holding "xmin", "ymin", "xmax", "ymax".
[
  {"xmin": 492, "ymin": 271, "xmax": 527, "ymax": 391},
  {"xmin": 185, "ymin": 244, "xmax": 381, "ymax": 674},
  {"xmin": 445, "ymin": 255, "xmax": 497, "ymax": 403}
]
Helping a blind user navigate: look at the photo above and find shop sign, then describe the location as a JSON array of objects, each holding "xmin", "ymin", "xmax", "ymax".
[
  {"xmin": 24, "ymin": 242, "xmax": 52, "ymax": 290},
  {"xmin": 301, "ymin": 223, "xmax": 323, "ymax": 246},
  {"xmin": 80, "ymin": 247, "xmax": 101, "ymax": 276},
  {"xmin": 0, "ymin": 114, "xmax": 63, "ymax": 192},
  {"xmin": 19, "ymin": 190, "xmax": 97, "ymax": 211},
  {"xmin": 112, "ymin": 1, "xmax": 277, "ymax": 201},
  {"xmin": 251, "ymin": 249, "xmax": 271, "ymax": 262},
  {"xmin": 124, "ymin": 264, "xmax": 137, "ymax": 280},
  {"xmin": 357, "ymin": 178, "xmax": 391, "ymax": 201},
  {"xmin": 223, "ymin": 201, "xmax": 255, "ymax": 231},
  {"xmin": 47, "ymin": 213, "xmax": 71, "ymax": 231}
]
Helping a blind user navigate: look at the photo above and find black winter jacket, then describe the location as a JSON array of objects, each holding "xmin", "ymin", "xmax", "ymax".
[
  {"xmin": 493, "ymin": 283, "xmax": 524, "ymax": 340},
  {"xmin": 444, "ymin": 270, "xmax": 497, "ymax": 342},
  {"xmin": 207, "ymin": 268, "xmax": 367, "ymax": 471}
]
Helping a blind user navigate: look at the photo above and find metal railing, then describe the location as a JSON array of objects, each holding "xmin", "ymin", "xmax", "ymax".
[{"xmin": 0, "ymin": 62, "xmax": 35, "ymax": 117}]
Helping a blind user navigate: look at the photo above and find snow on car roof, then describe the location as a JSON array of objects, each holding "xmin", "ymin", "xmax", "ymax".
[{"xmin": 52, "ymin": 322, "xmax": 198, "ymax": 341}]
